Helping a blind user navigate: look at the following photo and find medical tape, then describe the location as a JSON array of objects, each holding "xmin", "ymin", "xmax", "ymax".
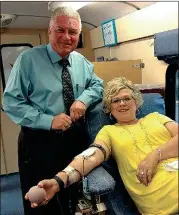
[{"xmin": 62, "ymin": 166, "xmax": 80, "ymax": 187}]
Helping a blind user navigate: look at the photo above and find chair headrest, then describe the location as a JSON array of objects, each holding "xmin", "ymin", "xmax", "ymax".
[
  {"xmin": 138, "ymin": 93, "xmax": 165, "ymax": 118},
  {"xmin": 154, "ymin": 28, "xmax": 178, "ymax": 64}
]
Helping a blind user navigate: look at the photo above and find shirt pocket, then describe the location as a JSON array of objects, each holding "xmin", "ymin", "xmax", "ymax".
[{"xmin": 75, "ymin": 84, "xmax": 85, "ymax": 96}]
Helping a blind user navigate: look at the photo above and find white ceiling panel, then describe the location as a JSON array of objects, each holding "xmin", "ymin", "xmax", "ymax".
[
  {"xmin": 1, "ymin": 1, "xmax": 156, "ymax": 30},
  {"xmin": 7, "ymin": 16, "xmax": 50, "ymax": 29},
  {"xmin": 79, "ymin": 2, "xmax": 136, "ymax": 27},
  {"xmin": 1, "ymin": 1, "xmax": 51, "ymax": 16}
]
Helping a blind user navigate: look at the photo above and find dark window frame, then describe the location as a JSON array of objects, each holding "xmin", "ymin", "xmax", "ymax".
[{"xmin": 0, "ymin": 43, "xmax": 33, "ymax": 91}]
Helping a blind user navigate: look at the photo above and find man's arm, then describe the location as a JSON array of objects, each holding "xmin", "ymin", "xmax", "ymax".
[
  {"xmin": 70, "ymin": 61, "xmax": 104, "ymax": 121},
  {"xmin": 2, "ymin": 53, "xmax": 53, "ymax": 130},
  {"xmin": 77, "ymin": 64, "xmax": 104, "ymax": 108}
]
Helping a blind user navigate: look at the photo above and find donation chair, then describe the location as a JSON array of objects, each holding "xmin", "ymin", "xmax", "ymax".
[
  {"xmin": 85, "ymin": 92, "xmax": 165, "ymax": 215},
  {"xmin": 85, "ymin": 28, "xmax": 178, "ymax": 215}
]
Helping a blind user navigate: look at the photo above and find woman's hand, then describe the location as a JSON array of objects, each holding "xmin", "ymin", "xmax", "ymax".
[
  {"xmin": 25, "ymin": 179, "xmax": 59, "ymax": 208},
  {"xmin": 136, "ymin": 150, "xmax": 159, "ymax": 186}
]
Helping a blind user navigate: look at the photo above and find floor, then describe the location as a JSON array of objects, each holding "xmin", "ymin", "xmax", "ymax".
[{"xmin": 0, "ymin": 173, "xmax": 24, "ymax": 215}]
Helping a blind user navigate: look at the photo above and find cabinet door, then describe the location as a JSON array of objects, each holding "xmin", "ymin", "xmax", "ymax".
[
  {"xmin": 93, "ymin": 59, "xmax": 142, "ymax": 86},
  {"xmin": 1, "ymin": 34, "xmax": 40, "ymax": 174}
]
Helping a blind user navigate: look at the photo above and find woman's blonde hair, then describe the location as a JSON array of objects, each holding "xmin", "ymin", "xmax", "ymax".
[{"xmin": 104, "ymin": 77, "xmax": 144, "ymax": 113}]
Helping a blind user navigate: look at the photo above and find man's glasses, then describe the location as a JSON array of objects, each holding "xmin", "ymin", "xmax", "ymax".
[{"xmin": 111, "ymin": 97, "xmax": 133, "ymax": 104}]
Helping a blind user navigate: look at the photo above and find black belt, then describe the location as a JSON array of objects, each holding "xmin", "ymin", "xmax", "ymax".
[
  {"xmin": 21, "ymin": 126, "xmax": 64, "ymax": 135},
  {"xmin": 21, "ymin": 119, "xmax": 85, "ymax": 135}
]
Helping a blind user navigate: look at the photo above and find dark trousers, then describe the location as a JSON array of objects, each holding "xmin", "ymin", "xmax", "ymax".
[{"xmin": 18, "ymin": 121, "xmax": 89, "ymax": 215}]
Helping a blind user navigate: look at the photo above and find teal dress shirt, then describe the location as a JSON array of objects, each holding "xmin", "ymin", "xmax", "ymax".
[{"xmin": 2, "ymin": 44, "xmax": 104, "ymax": 130}]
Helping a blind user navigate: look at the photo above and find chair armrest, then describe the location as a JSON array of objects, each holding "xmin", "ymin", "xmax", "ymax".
[{"xmin": 86, "ymin": 166, "xmax": 116, "ymax": 195}]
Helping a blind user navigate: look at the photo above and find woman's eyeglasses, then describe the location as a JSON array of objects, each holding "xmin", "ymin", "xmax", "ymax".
[{"xmin": 111, "ymin": 97, "xmax": 133, "ymax": 104}]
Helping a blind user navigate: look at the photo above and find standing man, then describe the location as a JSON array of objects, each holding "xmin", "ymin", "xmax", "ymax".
[{"xmin": 2, "ymin": 6, "xmax": 103, "ymax": 215}]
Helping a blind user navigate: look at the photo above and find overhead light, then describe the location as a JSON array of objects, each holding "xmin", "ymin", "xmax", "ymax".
[
  {"xmin": 1, "ymin": 14, "xmax": 16, "ymax": 28},
  {"xmin": 48, "ymin": 1, "xmax": 92, "ymax": 12}
]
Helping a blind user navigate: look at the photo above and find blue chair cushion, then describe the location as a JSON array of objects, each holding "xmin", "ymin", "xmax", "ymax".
[
  {"xmin": 138, "ymin": 93, "xmax": 165, "ymax": 118},
  {"xmin": 154, "ymin": 28, "xmax": 178, "ymax": 58},
  {"xmin": 85, "ymin": 166, "xmax": 116, "ymax": 195}
]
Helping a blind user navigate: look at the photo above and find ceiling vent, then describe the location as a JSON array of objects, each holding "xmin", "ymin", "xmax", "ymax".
[{"xmin": 1, "ymin": 14, "xmax": 16, "ymax": 27}]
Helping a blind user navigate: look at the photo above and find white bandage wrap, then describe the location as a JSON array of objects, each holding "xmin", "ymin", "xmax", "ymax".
[
  {"xmin": 75, "ymin": 147, "xmax": 99, "ymax": 164},
  {"xmin": 62, "ymin": 166, "xmax": 80, "ymax": 187},
  {"xmin": 75, "ymin": 147, "xmax": 96, "ymax": 158}
]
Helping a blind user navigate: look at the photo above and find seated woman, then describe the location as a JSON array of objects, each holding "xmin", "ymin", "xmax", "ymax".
[{"xmin": 26, "ymin": 77, "xmax": 178, "ymax": 215}]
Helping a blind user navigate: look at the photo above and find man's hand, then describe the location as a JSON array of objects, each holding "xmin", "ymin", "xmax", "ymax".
[
  {"xmin": 51, "ymin": 113, "xmax": 72, "ymax": 131},
  {"xmin": 136, "ymin": 150, "xmax": 159, "ymax": 186},
  {"xmin": 70, "ymin": 100, "xmax": 87, "ymax": 122},
  {"xmin": 25, "ymin": 179, "xmax": 59, "ymax": 208}
]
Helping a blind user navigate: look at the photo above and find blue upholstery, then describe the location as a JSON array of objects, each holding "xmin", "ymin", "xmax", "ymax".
[
  {"xmin": 155, "ymin": 29, "xmax": 178, "ymax": 121},
  {"xmin": 85, "ymin": 93, "xmax": 165, "ymax": 215},
  {"xmin": 154, "ymin": 28, "xmax": 178, "ymax": 64},
  {"xmin": 138, "ymin": 93, "xmax": 165, "ymax": 118},
  {"xmin": 84, "ymin": 166, "xmax": 116, "ymax": 195}
]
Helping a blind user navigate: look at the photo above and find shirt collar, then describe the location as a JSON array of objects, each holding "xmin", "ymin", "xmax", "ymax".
[{"xmin": 47, "ymin": 43, "xmax": 72, "ymax": 66}]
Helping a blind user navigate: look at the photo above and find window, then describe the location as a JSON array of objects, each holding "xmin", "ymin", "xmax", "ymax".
[{"xmin": 0, "ymin": 43, "xmax": 33, "ymax": 91}]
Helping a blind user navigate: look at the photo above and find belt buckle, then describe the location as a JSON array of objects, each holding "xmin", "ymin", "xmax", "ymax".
[{"xmin": 55, "ymin": 130, "xmax": 63, "ymax": 135}]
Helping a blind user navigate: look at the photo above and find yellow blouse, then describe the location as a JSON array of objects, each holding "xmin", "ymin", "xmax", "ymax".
[{"xmin": 95, "ymin": 112, "xmax": 178, "ymax": 215}]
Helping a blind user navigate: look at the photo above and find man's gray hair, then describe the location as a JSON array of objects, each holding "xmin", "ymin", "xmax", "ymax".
[{"xmin": 50, "ymin": 6, "xmax": 82, "ymax": 31}]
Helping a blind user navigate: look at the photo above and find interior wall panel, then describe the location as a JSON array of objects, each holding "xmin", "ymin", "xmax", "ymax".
[{"xmin": 90, "ymin": 2, "xmax": 178, "ymax": 49}]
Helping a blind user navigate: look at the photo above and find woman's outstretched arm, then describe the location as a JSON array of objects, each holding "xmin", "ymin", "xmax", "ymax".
[{"xmin": 25, "ymin": 141, "xmax": 110, "ymax": 207}]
